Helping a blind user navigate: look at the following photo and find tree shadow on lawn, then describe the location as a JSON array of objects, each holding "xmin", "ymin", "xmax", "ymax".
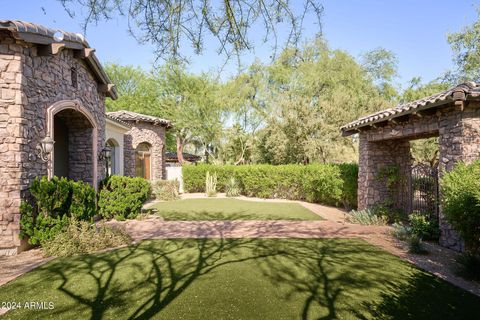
[
  {"xmin": 256, "ymin": 238, "xmax": 480, "ymax": 320},
  {"xmin": 4, "ymin": 238, "xmax": 479, "ymax": 319}
]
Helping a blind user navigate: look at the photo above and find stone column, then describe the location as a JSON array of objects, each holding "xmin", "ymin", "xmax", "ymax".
[
  {"xmin": 438, "ymin": 103, "xmax": 480, "ymax": 251},
  {"xmin": 358, "ymin": 133, "xmax": 411, "ymax": 211}
]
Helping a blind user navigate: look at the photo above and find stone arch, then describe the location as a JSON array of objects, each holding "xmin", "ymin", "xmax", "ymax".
[{"xmin": 46, "ymin": 100, "xmax": 98, "ymax": 187}]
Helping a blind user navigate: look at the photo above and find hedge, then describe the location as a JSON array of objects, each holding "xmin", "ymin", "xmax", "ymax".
[{"xmin": 182, "ymin": 164, "xmax": 358, "ymax": 209}]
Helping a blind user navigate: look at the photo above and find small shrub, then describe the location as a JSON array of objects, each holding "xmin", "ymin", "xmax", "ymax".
[
  {"xmin": 372, "ymin": 203, "xmax": 407, "ymax": 224},
  {"xmin": 391, "ymin": 222, "xmax": 411, "ymax": 241},
  {"xmin": 225, "ymin": 177, "xmax": 241, "ymax": 197},
  {"xmin": 346, "ymin": 209, "xmax": 387, "ymax": 225},
  {"xmin": 152, "ymin": 179, "xmax": 180, "ymax": 201},
  {"xmin": 408, "ymin": 234, "xmax": 428, "ymax": 254},
  {"xmin": 409, "ymin": 213, "xmax": 440, "ymax": 241},
  {"xmin": 205, "ymin": 171, "xmax": 217, "ymax": 197},
  {"xmin": 42, "ymin": 218, "xmax": 132, "ymax": 257},
  {"xmin": 442, "ymin": 161, "xmax": 480, "ymax": 252},
  {"xmin": 454, "ymin": 253, "xmax": 480, "ymax": 281},
  {"xmin": 98, "ymin": 176, "xmax": 151, "ymax": 220},
  {"xmin": 20, "ymin": 176, "xmax": 96, "ymax": 245}
]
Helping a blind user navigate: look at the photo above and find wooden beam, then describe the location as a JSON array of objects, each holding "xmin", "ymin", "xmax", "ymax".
[
  {"xmin": 97, "ymin": 83, "xmax": 115, "ymax": 94},
  {"xmin": 455, "ymin": 100, "xmax": 465, "ymax": 111},
  {"xmin": 73, "ymin": 48, "xmax": 96, "ymax": 59},
  {"xmin": 412, "ymin": 111, "xmax": 423, "ymax": 118},
  {"xmin": 37, "ymin": 43, "xmax": 66, "ymax": 56}
]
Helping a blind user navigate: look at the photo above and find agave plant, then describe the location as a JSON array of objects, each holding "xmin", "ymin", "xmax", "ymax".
[
  {"xmin": 345, "ymin": 209, "xmax": 387, "ymax": 226},
  {"xmin": 225, "ymin": 177, "xmax": 240, "ymax": 197}
]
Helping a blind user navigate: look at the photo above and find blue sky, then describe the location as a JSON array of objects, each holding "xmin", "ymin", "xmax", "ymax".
[{"xmin": 1, "ymin": 0, "xmax": 478, "ymax": 87}]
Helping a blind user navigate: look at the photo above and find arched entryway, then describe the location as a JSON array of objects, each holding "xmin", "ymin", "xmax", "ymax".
[
  {"xmin": 106, "ymin": 138, "xmax": 120, "ymax": 176},
  {"xmin": 135, "ymin": 142, "xmax": 152, "ymax": 180},
  {"xmin": 47, "ymin": 100, "xmax": 98, "ymax": 186}
]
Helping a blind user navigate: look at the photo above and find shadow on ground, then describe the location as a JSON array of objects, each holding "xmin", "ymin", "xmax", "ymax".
[{"xmin": 1, "ymin": 238, "xmax": 479, "ymax": 319}]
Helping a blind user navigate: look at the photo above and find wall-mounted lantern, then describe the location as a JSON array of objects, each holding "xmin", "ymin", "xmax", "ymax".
[{"xmin": 36, "ymin": 137, "xmax": 55, "ymax": 162}]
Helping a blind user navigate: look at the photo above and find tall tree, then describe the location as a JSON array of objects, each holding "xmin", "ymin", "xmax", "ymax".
[
  {"xmin": 447, "ymin": 9, "xmax": 480, "ymax": 82},
  {"xmin": 155, "ymin": 64, "xmax": 226, "ymax": 163},
  {"xmin": 361, "ymin": 48, "xmax": 399, "ymax": 101}
]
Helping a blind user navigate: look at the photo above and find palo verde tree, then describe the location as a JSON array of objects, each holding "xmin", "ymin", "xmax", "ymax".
[{"xmin": 58, "ymin": 0, "xmax": 323, "ymax": 61}]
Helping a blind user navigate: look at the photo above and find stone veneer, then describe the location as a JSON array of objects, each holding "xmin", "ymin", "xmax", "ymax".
[
  {"xmin": 0, "ymin": 31, "xmax": 106, "ymax": 254},
  {"xmin": 358, "ymin": 102, "xmax": 480, "ymax": 251},
  {"xmin": 123, "ymin": 122, "xmax": 166, "ymax": 180}
]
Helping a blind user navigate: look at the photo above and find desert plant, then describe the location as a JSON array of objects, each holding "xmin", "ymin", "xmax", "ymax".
[
  {"xmin": 454, "ymin": 253, "xmax": 480, "ymax": 281},
  {"xmin": 42, "ymin": 218, "xmax": 132, "ymax": 257},
  {"xmin": 98, "ymin": 176, "xmax": 151, "ymax": 220},
  {"xmin": 152, "ymin": 179, "xmax": 180, "ymax": 201},
  {"xmin": 225, "ymin": 177, "xmax": 241, "ymax": 197},
  {"xmin": 346, "ymin": 209, "xmax": 387, "ymax": 225},
  {"xmin": 391, "ymin": 222, "xmax": 411, "ymax": 241},
  {"xmin": 205, "ymin": 171, "xmax": 217, "ymax": 197},
  {"xmin": 408, "ymin": 234, "xmax": 428, "ymax": 254}
]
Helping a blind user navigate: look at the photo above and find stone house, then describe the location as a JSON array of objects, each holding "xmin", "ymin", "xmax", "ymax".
[
  {"xmin": 342, "ymin": 82, "xmax": 480, "ymax": 251},
  {"xmin": 106, "ymin": 110, "xmax": 171, "ymax": 180},
  {"xmin": 0, "ymin": 20, "xmax": 117, "ymax": 254}
]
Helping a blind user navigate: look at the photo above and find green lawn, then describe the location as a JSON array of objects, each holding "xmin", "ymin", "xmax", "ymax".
[
  {"xmin": 1, "ymin": 238, "xmax": 479, "ymax": 319},
  {"xmin": 152, "ymin": 198, "xmax": 322, "ymax": 220}
]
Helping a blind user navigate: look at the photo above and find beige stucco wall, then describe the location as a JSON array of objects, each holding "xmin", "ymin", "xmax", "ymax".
[{"xmin": 105, "ymin": 119, "xmax": 129, "ymax": 176}]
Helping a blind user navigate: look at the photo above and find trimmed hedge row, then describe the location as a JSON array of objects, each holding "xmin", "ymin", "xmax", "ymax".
[{"xmin": 183, "ymin": 164, "xmax": 358, "ymax": 209}]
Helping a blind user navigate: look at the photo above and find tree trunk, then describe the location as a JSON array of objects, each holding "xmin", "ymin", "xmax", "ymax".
[{"xmin": 176, "ymin": 135, "xmax": 185, "ymax": 164}]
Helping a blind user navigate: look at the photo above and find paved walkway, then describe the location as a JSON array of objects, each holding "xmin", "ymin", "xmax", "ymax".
[{"xmin": 1, "ymin": 194, "xmax": 479, "ymax": 298}]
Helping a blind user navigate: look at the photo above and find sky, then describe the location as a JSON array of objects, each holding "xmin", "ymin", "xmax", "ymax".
[{"xmin": 0, "ymin": 0, "xmax": 478, "ymax": 87}]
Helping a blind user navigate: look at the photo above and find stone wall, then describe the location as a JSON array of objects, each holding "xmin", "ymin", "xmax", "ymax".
[
  {"xmin": 357, "ymin": 136, "xmax": 411, "ymax": 211},
  {"xmin": 357, "ymin": 102, "xmax": 480, "ymax": 251},
  {"xmin": 124, "ymin": 122, "xmax": 166, "ymax": 180},
  {"xmin": 0, "ymin": 32, "xmax": 106, "ymax": 254}
]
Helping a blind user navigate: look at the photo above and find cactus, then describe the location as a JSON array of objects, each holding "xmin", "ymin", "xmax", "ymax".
[{"xmin": 205, "ymin": 171, "xmax": 217, "ymax": 197}]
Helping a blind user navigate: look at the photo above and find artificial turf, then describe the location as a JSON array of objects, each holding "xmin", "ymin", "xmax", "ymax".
[
  {"xmin": 1, "ymin": 238, "xmax": 479, "ymax": 319},
  {"xmin": 152, "ymin": 198, "xmax": 323, "ymax": 220}
]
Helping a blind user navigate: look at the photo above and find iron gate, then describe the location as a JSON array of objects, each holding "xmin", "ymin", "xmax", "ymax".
[{"xmin": 409, "ymin": 163, "xmax": 439, "ymax": 220}]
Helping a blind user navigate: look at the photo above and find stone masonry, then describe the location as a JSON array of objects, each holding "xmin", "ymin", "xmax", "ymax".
[
  {"xmin": 0, "ymin": 23, "xmax": 115, "ymax": 255},
  {"xmin": 355, "ymin": 101, "xmax": 480, "ymax": 251},
  {"xmin": 123, "ymin": 122, "xmax": 167, "ymax": 180}
]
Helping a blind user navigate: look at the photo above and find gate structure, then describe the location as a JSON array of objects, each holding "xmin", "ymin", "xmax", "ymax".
[
  {"xmin": 409, "ymin": 163, "xmax": 439, "ymax": 222},
  {"xmin": 341, "ymin": 82, "xmax": 480, "ymax": 251}
]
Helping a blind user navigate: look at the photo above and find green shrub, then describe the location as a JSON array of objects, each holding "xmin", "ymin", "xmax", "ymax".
[
  {"xmin": 225, "ymin": 177, "xmax": 241, "ymax": 197},
  {"xmin": 98, "ymin": 176, "xmax": 151, "ymax": 220},
  {"xmin": 42, "ymin": 218, "xmax": 132, "ymax": 257},
  {"xmin": 408, "ymin": 213, "xmax": 440, "ymax": 241},
  {"xmin": 441, "ymin": 161, "xmax": 480, "ymax": 252},
  {"xmin": 152, "ymin": 179, "xmax": 180, "ymax": 201},
  {"xmin": 19, "ymin": 177, "xmax": 96, "ymax": 245},
  {"xmin": 182, "ymin": 164, "xmax": 357, "ymax": 208},
  {"xmin": 372, "ymin": 203, "xmax": 407, "ymax": 224},
  {"xmin": 408, "ymin": 234, "xmax": 428, "ymax": 254},
  {"xmin": 454, "ymin": 253, "xmax": 480, "ymax": 281},
  {"xmin": 346, "ymin": 209, "xmax": 387, "ymax": 225}
]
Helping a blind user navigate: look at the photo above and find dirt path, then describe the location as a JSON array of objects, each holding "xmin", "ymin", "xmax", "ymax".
[{"xmin": 1, "ymin": 194, "xmax": 479, "ymax": 298}]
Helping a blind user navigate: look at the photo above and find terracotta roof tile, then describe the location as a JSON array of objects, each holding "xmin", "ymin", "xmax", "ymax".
[
  {"xmin": 341, "ymin": 82, "xmax": 480, "ymax": 134},
  {"xmin": 107, "ymin": 110, "xmax": 172, "ymax": 127}
]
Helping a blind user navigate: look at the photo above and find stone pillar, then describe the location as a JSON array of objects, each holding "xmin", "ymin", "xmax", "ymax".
[
  {"xmin": 438, "ymin": 103, "xmax": 480, "ymax": 251},
  {"xmin": 358, "ymin": 133, "xmax": 411, "ymax": 211}
]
